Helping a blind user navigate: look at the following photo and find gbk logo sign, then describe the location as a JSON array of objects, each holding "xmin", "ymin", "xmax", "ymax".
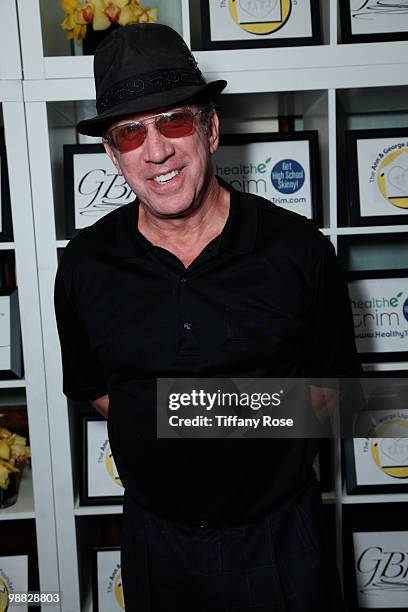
[
  {"xmin": 353, "ymin": 531, "xmax": 408, "ymax": 608},
  {"xmin": 71, "ymin": 149, "xmax": 134, "ymax": 230}
]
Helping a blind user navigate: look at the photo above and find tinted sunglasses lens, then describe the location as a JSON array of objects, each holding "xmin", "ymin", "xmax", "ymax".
[
  {"xmin": 158, "ymin": 111, "xmax": 196, "ymax": 138},
  {"xmin": 110, "ymin": 111, "xmax": 197, "ymax": 151},
  {"xmin": 113, "ymin": 123, "xmax": 145, "ymax": 152}
]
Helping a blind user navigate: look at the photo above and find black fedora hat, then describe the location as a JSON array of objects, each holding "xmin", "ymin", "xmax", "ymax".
[{"xmin": 77, "ymin": 23, "xmax": 227, "ymax": 137}]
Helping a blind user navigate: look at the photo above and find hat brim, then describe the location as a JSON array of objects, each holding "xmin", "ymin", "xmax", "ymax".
[{"xmin": 77, "ymin": 80, "xmax": 227, "ymax": 137}]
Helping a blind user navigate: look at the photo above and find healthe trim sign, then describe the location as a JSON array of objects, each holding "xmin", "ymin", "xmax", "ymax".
[
  {"xmin": 213, "ymin": 131, "xmax": 320, "ymax": 223},
  {"xmin": 348, "ymin": 270, "xmax": 408, "ymax": 361}
]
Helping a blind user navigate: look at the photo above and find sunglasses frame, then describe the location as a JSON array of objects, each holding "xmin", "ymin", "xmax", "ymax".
[{"xmin": 104, "ymin": 108, "xmax": 204, "ymax": 152}]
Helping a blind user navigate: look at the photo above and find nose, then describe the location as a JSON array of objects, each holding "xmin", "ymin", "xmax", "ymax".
[{"xmin": 142, "ymin": 122, "xmax": 175, "ymax": 163}]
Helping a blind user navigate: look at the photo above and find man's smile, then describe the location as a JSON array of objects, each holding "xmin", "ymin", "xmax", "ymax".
[{"xmin": 153, "ymin": 169, "xmax": 180, "ymax": 184}]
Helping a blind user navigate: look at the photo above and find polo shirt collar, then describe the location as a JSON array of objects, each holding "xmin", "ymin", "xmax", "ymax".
[{"xmin": 116, "ymin": 175, "xmax": 258, "ymax": 258}]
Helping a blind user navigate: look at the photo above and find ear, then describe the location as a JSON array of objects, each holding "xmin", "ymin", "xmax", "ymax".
[
  {"xmin": 103, "ymin": 139, "xmax": 123, "ymax": 176},
  {"xmin": 208, "ymin": 111, "xmax": 220, "ymax": 155}
]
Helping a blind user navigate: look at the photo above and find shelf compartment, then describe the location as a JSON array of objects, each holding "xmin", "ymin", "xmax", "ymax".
[
  {"xmin": 336, "ymin": 85, "xmax": 408, "ymax": 228},
  {"xmin": 338, "ymin": 233, "xmax": 408, "ymax": 272},
  {"xmin": 37, "ymin": 0, "xmax": 184, "ymax": 58}
]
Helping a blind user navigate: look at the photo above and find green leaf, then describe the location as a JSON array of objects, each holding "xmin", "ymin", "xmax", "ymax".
[
  {"xmin": 396, "ymin": 292, "xmax": 403, "ymax": 298},
  {"xmin": 264, "ymin": 157, "xmax": 272, "ymax": 164}
]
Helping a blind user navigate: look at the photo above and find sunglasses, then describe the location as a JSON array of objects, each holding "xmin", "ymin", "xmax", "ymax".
[{"xmin": 104, "ymin": 108, "xmax": 203, "ymax": 152}]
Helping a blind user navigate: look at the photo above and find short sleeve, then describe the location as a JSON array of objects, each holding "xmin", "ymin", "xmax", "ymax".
[
  {"xmin": 303, "ymin": 236, "xmax": 362, "ymax": 378},
  {"xmin": 54, "ymin": 265, "xmax": 107, "ymax": 401}
]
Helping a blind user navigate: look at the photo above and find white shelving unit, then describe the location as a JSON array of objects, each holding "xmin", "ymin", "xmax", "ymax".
[
  {"xmin": 5, "ymin": 0, "xmax": 408, "ymax": 609},
  {"xmin": 0, "ymin": 0, "xmax": 60, "ymax": 604}
]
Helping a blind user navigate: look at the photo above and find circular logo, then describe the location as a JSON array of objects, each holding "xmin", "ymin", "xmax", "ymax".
[
  {"xmin": 114, "ymin": 570, "xmax": 125, "ymax": 609},
  {"xmin": 403, "ymin": 297, "xmax": 408, "ymax": 323},
  {"xmin": 377, "ymin": 149, "xmax": 408, "ymax": 210},
  {"xmin": 105, "ymin": 446, "xmax": 123, "ymax": 488},
  {"xmin": 271, "ymin": 159, "xmax": 305, "ymax": 194},
  {"xmin": 0, "ymin": 578, "xmax": 9, "ymax": 612},
  {"xmin": 228, "ymin": 0, "xmax": 292, "ymax": 36},
  {"xmin": 371, "ymin": 419, "xmax": 408, "ymax": 479}
]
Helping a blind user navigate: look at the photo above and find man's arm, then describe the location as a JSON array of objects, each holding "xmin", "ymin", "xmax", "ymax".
[
  {"xmin": 54, "ymin": 265, "xmax": 107, "ymax": 403},
  {"xmin": 90, "ymin": 394, "xmax": 109, "ymax": 419},
  {"xmin": 304, "ymin": 235, "xmax": 362, "ymax": 378},
  {"xmin": 305, "ymin": 236, "xmax": 363, "ymax": 433}
]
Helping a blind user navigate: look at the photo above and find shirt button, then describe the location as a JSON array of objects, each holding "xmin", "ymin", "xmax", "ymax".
[
  {"xmin": 183, "ymin": 322, "xmax": 192, "ymax": 331},
  {"xmin": 180, "ymin": 277, "xmax": 187, "ymax": 284}
]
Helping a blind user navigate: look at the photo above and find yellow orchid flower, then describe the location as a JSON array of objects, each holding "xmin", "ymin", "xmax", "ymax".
[
  {"xmin": 0, "ymin": 462, "xmax": 9, "ymax": 490},
  {"xmin": 0, "ymin": 440, "xmax": 9, "ymax": 461},
  {"xmin": 61, "ymin": 0, "xmax": 158, "ymax": 41},
  {"xmin": 0, "ymin": 458, "xmax": 19, "ymax": 490},
  {"xmin": 60, "ymin": 0, "xmax": 94, "ymax": 41},
  {"xmin": 139, "ymin": 8, "xmax": 158, "ymax": 23},
  {"xmin": 93, "ymin": 0, "xmax": 129, "ymax": 31},
  {"xmin": 61, "ymin": 0, "xmax": 81, "ymax": 11},
  {"xmin": 128, "ymin": 2, "xmax": 157, "ymax": 23},
  {"xmin": 118, "ymin": 5, "xmax": 135, "ymax": 26},
  {"xmin": 0, "ymin": 428, "xmax": 30, "ymax": 490}
]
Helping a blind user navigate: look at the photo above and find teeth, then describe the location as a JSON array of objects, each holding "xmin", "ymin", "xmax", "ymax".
[{"xmin": 154, "ymin": 170, "xmax": 179, "ymax": 184}]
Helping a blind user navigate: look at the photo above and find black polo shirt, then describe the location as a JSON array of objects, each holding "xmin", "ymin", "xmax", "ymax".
[{"xmin": 55, "ymin": 179, "xmax": 360, "ymax": 525}]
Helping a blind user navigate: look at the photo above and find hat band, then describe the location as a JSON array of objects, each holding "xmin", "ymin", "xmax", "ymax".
[{"xmin": 97, "ymin": 68, "xmax": 206, "ymax": 114}]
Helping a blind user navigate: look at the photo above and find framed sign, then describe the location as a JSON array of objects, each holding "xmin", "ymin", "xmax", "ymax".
[
  {"xmin": 64, "ymin": 144, "xmax": 135, "ymax": 238},
  {"xmin": 344, "ymin": 382, "xmax": 408, "ymax": 494},
  {"xmin": 0, "ymin": 146, "xmax": 13, "ymax": 242},
  {"xmin": 200, "ymin": 0, "xmax": 321, "ymax": 49},
  {"xmin": 0, "ymin": 555, "xmax": 28, "ymax": 612},
  {"xmin": 81, "ymin": 415, "xmax": 124, "ymax": 505},
  {"xmin": 346, "ymin": 128, "xmax": 408, "ymax": 226},
  {"xmin": 348, "ymin": 269, "xmax": 408, "ymax": 361},
  {"xmin": 352, "ymin": 530, "xmax": 408, "ymax": 609},
  {"xmin": 345, "ymin": 433, "xmax": 408, "ymax": 496},
  {"xmin": 0, "ymin": 289, "xmax": 23, "ymax": 380},
  {"xmin": 213, "ymin": 131, "xmax": 320, "ymax": 223},
  {"xmin": 93, "ymin": 547, "xmax": 124, "ymax": 611},
  {"xmin": 340, "ymin": 0, "xmax": 408, "ymax": 44}
]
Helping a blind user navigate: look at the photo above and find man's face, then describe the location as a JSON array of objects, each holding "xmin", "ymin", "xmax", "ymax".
[{"xmin": 103, "ymin": 105, "xmax": 220, "ymax": 218}]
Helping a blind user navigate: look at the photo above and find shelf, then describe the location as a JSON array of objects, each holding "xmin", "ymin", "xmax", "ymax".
[
  {"xmin": 26, "ymin": 41, "xmax": 408, "ymax": 83},
  {"xmin": 74, "ymin": 497, "xmax": 336, "ymax": 514},
  {"xmin": 0, "ymin": 379, "xmax": 26, "ymax": 389},
  {"xmin": 362, "ymin": 362, "xmax": 408, "ymax": 372},
  {"xmin": 74, "ymin": 500, "xmax": 123, "ymax": 516},
  {"xmin": 22, "ymin": 53, "xmax": 408, "ymax": 101},
  {"xmin": 342, "ymin": 490, "xmax": 408, "ymax": 505},
  {"xmin": 0, "ymin": 468, "xmax": 35, "ymax": 520},
  {"xmin": 338, "ymin": 226, "xmax": 408, "ymax": 235},
  {"xmin": 322, "ymin": 491, "xmax": 337, "ymax": 504}
]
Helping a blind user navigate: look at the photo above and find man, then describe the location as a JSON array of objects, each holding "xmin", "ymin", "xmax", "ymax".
[{"xmin": 55, "ymin": 23, "xmax": 360, "ymax": 611}]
